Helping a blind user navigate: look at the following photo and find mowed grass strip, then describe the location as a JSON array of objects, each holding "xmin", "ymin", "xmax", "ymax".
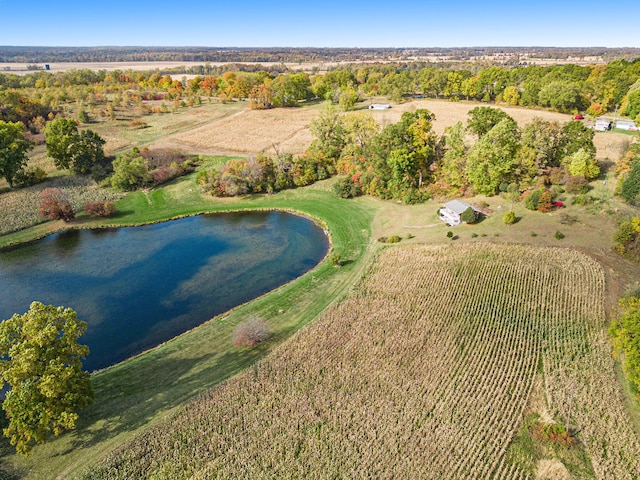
[
  {"xmin": 76, "ymin": 244, "xmax": 640, "ymax": 480},
  {"xmin": 1, "ymin": 174, "xmax": 375, "ymax": 480}
]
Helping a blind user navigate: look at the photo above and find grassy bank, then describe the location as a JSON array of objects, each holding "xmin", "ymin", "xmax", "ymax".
[{"xmin": 0, "ymin": 174, "xmax": 376, "ymax": 479}]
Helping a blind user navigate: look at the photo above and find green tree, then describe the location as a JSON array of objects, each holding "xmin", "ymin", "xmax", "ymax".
[
  {"xmin": 0, "ymin": 120, "xmax": 34, "ymax": 187},
  {"xmin": 271, "ymin": 73, "xmax": 311, "ymax": 107},
  {"xmin": 566, "ymin": 148, "xmax": 600, "ymax": 180},
  {"xmin": 621, "ymin": 161, "xmax": 640, "ymax": 205},
  {"xmin": 0, "ymin": 302, "xmax": 93, "ymax": 455},
  {"xmin": 560, "ymin": 120, "xmax": 596, "ymax": 159},
  {"xmin": 521, "ymin": 118, "xmax": 564, "ymax": 171},
  {"xmin": 538, "ymin": 81, "xmax": 585, "ymax": 112},
  {"xmin": 460, "ymin": 207, "xmax": 478, "ymax": 224},
  {"xmin": 110, "ymin": 148, "xmax": 151, "ymax": 191},
  {"xmin": 444, "ymin": 72, "xmax": 463, "ymax": 99},
  {"xmin": 466, "ymin": 106, "xmax": 513, "ymax": 138},
  {"xmin": 44, "ymin": 118, "xmax": 105, "ymax": 173},
  {"xmin": 610, "ymin": 296, "xmax": 640, "ymax": 394},
  {"xmin": 419, "ymin": 69, "xmax": 449, "ymax": 98},
  {"xmin": 466, "ymin": 118, "xmax": 521, "ymax": 195},
  {"xmin": 70, "ymin": 129, "xmax": 105, "ymax": 174},
  {"xmin": 44, "ymin": 118, "xmax": 79, "ymax": 170},
  {"xmin": 461, "ymin": 76, "xmax": 479, "ymax": 101},
  {"xmin": 309, "ymin": 105, "xmax": 346, "ymax": 161},
  {"xmin": 502, "ymin": 86, "xmax": 520, "ymax": 106},
  {"xmin": 438, "ymin": 122, "xmax": 468, "ymax": 193},
  {"xmin": 337, "ymin": 86, "xmax": 359, "ymax": 111}
]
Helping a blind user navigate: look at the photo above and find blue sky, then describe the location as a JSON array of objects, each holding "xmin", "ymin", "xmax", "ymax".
[{"xmin": 1, "ymin": 0, "xmax": 639, "ymax": 48}]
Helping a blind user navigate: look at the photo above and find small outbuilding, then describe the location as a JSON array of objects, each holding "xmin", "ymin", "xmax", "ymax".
[
  {"xmin": 616, "ymin": 120, "xmax": 637, "ymax": 131},
  {"xmin": 594, "ymin": 117, "xmax": 612, "ymax": 131},
  {"xmin": 439, "ymin": 200, "xmax": 477, "ymax": 226}
]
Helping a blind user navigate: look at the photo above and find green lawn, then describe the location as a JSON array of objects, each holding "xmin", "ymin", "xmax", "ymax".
[{"xmin": 0, "ymin": 173, "xmax": 377, "ymax": 480}]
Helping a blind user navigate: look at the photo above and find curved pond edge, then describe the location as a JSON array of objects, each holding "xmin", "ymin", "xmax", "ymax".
[
  {"xmin": 1, "ymin": 207, "xmax": 336, "ymax": 375},
  {"xmin": 0, "ymin": 207, "xmax": 334, "ymax": 253}
]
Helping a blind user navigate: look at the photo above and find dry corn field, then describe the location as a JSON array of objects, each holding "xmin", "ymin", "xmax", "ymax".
[{"xmin": 81, "ymin": 244, "xmax": 640, "ymax": 479}]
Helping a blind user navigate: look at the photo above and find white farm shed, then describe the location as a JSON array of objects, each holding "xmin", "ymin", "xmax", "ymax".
[
  {"xmin": 439, "ymin": 200, "xmax": 474, "ymax": 226},
  {"xmin": 616, "ymin": 120, "xmax": 637, "ymax": 131},
  {"xmin": 594, "ymin": 117, "xmax": 612, "ymax": 131}
]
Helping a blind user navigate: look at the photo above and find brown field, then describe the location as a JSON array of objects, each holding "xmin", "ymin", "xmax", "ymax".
[
  {"xmin": 150, "ymin": 98, "xmax": 634, "ymax": 160},
  {"xmin": 81, "ymin": 244, "xmax": 640, "ymax": 479},
  {"xmin": 152, "ymin": 104, "xmax": 321, "ymax": 156}
]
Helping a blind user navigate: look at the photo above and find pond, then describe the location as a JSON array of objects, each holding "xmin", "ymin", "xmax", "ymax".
[{"xmin": 0, "ymin": 211, "xmax": 329, "ymax": 371}]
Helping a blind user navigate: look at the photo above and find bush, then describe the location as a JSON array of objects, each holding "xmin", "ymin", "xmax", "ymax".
[
  {"xmin": 503, "ymin": 211, "xmax": 516, "ymax": 225},
  {"xmin": 565, "ymin": 174, "xmax": 589, "ymax": 194},
  {"xmin": 558, "ymin": 213, "xmax": 577, "ymax": 225},
  {"xmin": 571, "ymin": 194, "xmax": 595, "ymax": 206},
  {"xmin": 84, "ymin": 201, "xmax": 116, "ymax": 217},
  {"xmin": 523, "ymin": 189, "xmax": 542, "ymax": 211},
  {"xmin": 537, "ymin": 190, "xmax": 553, "ymax": 213},
  {"xmin": 232, "ymin": 317, "xmax": 269, "ymax": 348},
  {"xmin": 377, "ymin": 235, "xmax": 402, "ymax": 244},
  {"xmin": 554, "ymin": 230, "xmax": 565, "ymax": 240},
  {"xmin": 460, "ymin": 207, "xmax": 478, "ymax": 224},
  {"xmin": 333, "ymin": 176, "xmax": 362, "ymax": 199},
  {"xmin": 329, "ymin": 252, "xmax": 342, "ymax": 266},
  {"xmin": 613, "ymin": 218, "xmax": 640, "ymax": 262},
  {"xmin": 38, "ymin": 188, "xmax": 75, "ymax": 221},
  {"xmin": 13, "ymin": 167, "xmax": 47, "ymax": 187}
]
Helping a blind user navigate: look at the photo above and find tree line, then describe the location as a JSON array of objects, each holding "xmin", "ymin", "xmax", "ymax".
[
  {"xmin": 2, "ymin": 58, "xmax": 640, "ymax": 131},
  {"xmin": 196, "ymin": 105, "xmax": 601, "ymax": 207},
  {"xmin": 3, "ymin": 46, "xmax": 639, "ymax": 64}
]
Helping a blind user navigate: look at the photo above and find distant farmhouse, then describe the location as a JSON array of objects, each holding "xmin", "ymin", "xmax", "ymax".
[
  {"xmin": 369, "ymin": 103, "xmax": 391, "ymax": 110},
  {"xmin": 438, "ymin": 200, "xmax": 478, "ymax": 226}
]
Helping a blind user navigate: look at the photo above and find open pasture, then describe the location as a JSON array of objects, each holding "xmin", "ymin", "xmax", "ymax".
[{"xmin": 81, "ymin": 244, "xmax": 640, "ymax": 479}]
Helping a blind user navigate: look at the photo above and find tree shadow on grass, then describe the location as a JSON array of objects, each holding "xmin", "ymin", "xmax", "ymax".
[{"xmin": 53, "ymin": 343, "xmax": 269, "ymax": 457}]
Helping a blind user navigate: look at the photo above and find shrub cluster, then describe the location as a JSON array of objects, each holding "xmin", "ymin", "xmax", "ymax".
[
  {"xmin": 84, "ymin": 201, "xmax": 116, "ymax": 217},
  {"xmin": 232, "ymin": 317, "xmax": 269, "ymax": 348}
]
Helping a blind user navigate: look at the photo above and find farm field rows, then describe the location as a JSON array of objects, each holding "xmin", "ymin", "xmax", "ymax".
[{"xmin": 80, "ymin": 244, "xmax": 640, "ymax": 479}]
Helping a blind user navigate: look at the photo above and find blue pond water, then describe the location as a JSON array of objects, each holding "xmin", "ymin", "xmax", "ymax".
[{"xmin": 0, "ymin": 211, "xmax": 329, "ymax": 371}]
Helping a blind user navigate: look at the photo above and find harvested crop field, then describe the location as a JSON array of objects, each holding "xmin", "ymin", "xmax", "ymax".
[
  {"xmin": 152, "ymin": 99, "xmax": 604, "ymax": 157},
  {"xmin": 81, "ymin": 244, "xmax": 640, "ymax": 480},
  {"xmin": 159, "ymin": 107, "xmax": 319, "ymax": 156},
  {"xmin": 363, "ymin": 98, "xmax": 573, "ymax": 136}
]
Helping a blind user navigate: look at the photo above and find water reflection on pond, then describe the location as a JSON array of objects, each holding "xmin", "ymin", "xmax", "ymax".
[{"xmin": 0, "ymin": 212, "xmax": 329, "ymax": 371}]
